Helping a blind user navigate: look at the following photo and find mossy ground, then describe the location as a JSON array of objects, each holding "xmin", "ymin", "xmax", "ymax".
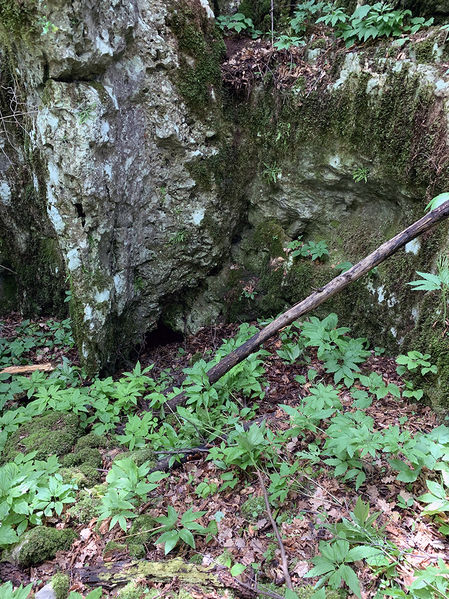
[{"xmin": 126, "ymin": 514, "xmax": 159, "ymax": 559}]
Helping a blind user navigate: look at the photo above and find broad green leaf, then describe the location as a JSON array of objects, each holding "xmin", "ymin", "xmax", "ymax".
[
  {"xmin": 231, "ymin": 563, "xmax": 247, "ymax": 576},
  {"xmin": 0, "ymin": 525, "xmax": 19, "ymax": 545},
  {"xmin": 425, "ymin": 192, "xmax": 449, "ymax": 212},
  {"xmin": 426, "ymin": 479, "xmax": 446, "ymax": 498},
  {"xmin": 346, "ymin": 545, "xmax": 382, "ymax": 562},
  {"xmin": 339, "ymin": 564, "xmax": 362, "ymax": 598},
  {"xmin": 156, "ymin": 530, "xmax": 179, "ymax": 554},
  {"xmin": 179, "ymin": 528, "xmax": 195, "ymax": 549},
  {"xmin": 304, "ymin": 558, "xmax": 335, "ymax": 577}
]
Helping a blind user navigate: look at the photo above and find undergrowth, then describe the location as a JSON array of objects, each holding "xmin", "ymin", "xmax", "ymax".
[{"xmin": 1, "ymin": 307, "xmax": 449, "ymax": 598}]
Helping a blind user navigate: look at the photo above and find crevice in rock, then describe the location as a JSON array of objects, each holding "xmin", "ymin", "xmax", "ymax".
[
  {"xmin": 74, "ymin": 202, "xmax": 86, "ymax": 227},
  {"xmin": 50, "ymin": 74, "xmax": 98, "ymax": 84}
]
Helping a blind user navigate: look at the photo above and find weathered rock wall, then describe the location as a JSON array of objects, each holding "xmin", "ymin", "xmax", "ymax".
[
  {"xmin": 2, "ymin": 0, "xmax": 449, "ymax": 405},
  {"xmin": 0, "ymin": 0, "xmax": 243, "ymax": 372}
]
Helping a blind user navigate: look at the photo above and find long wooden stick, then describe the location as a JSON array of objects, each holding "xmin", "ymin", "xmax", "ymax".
[
  {"xmin": 166, "ymin": 201, "xmax": 449, "ymax": 411},
  {"xmin": 257, "ymin": 471, "xmax": 293, "ymax": 590}
]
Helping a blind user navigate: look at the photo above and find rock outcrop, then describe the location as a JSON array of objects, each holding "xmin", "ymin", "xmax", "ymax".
[{"xmin": 1, "ymin": 0, "xmax": 449, "ymax": 402}]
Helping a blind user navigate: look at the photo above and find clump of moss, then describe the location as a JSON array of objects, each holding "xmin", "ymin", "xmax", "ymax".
[
  {"xmin": 62, "ymin": 447, "xmax": 103, "ymax": 469},
  {"xmin": 11, "ymin": 526, "xmax": 77, "ymax": 567},
  {"xmin": 168, "ymin": 0, "xmax": 226, "ymax": 115},
  {"xmin": 51, "ymin": 573, "xmax": 70, "ymax": 599},
  {"xmin": 122, "ymin": 446, "xmax": 156, "ymax": 468},
  {"xmin": 241, "ymin": 496, "xmax": 265, "ymax": 521},
  {"xmin": 1, "ymin": 412, "xmax": 81, "ymax": 464},
  {"xmin": 68, "ymin": 488, "xmax": 102, "ymax": 524},
  {"xmin": 253, "ymin": 220, "xmax": 287, "ymax": 257},
  {"xmin": 127, "ymin": 514, "xmax": 159, "ymax": 558},
  {"xmin": 74, "ymin": 432, "xmax": 109, "ymax": 451},
  {"xmin": 0, "ymin": 0, "xmax": 38, "ymax": 36},
  {"xmin": 61, "ymin": 447, "xmax": 103, "ymax": 485},
  {"xmin": 116, "ymin": 582, "xmax": 149, "ymax": 599},
  {"xmin": 103, "ymin": 541, "xmax": 127, "ymax": 559}
]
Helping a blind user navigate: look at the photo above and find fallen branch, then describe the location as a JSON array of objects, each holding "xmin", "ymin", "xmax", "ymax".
[
  {"xmin": 166, "ymin": 201, "xmax": 449, "ymax": 412},
  {"xmin": 0, "ymin": 362, "xmax": 54, "ymax": 375},
  {"xmin": 74, "ymin": 557, "xmax": 284, "ymax": 598},
  {"xmin": 257, "ymin": 471, "xmax": 293, "ymax": 590}
]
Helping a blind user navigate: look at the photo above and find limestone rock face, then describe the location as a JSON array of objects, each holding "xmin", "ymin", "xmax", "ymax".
[
  {"xmin": 2, "ymin": 0, "xmax": 449, "ymax": 392},
  {"xmin": 0, "ymin": 0, "xmax": 237, "ymax": 371}
]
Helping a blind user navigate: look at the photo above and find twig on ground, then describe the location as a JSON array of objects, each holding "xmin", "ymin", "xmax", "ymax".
[
  {"xmin": 235, "ymin": 579, "xmax": 285, "ymax": 599},
  {"xmin": 257, "ymin": 470, "xmax": 293, "ymax": 590}
]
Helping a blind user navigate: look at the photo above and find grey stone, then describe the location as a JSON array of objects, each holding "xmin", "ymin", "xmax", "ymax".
[{"xmin": 35, "ymin": 584, "xmax": 57, "ymax": 599}]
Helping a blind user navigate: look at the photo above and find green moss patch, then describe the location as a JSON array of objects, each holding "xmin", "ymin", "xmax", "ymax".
[
  {"xmin": 1, "ymin": 412, "xmax": 81, "ymax": 464},
  {"xmin": 61, "ymin": 447, "xmax": 103, "ymax": 486},
  {"xmin": 68, "ymin": 488, "xmax": 103, "ymax": 524},
  {"xmin": 6, "ymin": 526, "xmax": 77, "ymax": 567},
  {"xmin": 51, "ymin": 573, "xmax": 70, "ymax": 599},
  {"xmin": 0, "ymin": 0, "xmax": 38, "ymax": 37},
  {"xmin": 168, "ymin": 0, "xmax": 226, "ymax": 115},
  {"xmin": 126, "ymin": 514, "xmax": 159, "ymax": 559}
]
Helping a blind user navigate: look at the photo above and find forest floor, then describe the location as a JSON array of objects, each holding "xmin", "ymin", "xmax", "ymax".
[{"xmin": 0, "ymin": 313, "xmax": 448, "ymax": 599}]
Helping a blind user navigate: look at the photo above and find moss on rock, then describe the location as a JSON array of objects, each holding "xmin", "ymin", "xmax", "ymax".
[
  {"xmin": 0, "ymin": 0, "xmax": 38, "ymax": 37},
  {"xmin": 168, "ymin": 0, "xmax": 226, "ymax": 115},
  {"xmin": 6, "ymin": 526, "xmax": 77, "ymax": 567},
  {"xmin": 74, "ymin": 432, "xmax": 109, "ymax": 451},
  {"xmin": 1, "ymin": 412, "xmax": 81, "ymax": 464}
]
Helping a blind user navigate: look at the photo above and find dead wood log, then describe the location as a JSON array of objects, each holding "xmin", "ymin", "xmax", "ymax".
[
  {"xmin": 0, "ymin": 363, "xmax": 54, "ymax": 375},
  {"xmin": 75, "ymin": 557, "xmax": 228, "ymax": 589},
  {"xmin": 75, "ymin": 557, "xmax": 283, "ymax": 598},
  {"xmin": 166, "ymin": 201, "xmax": 449, "ymax": 412}
]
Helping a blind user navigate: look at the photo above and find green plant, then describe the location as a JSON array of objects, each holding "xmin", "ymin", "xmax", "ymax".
[
  {"xmin": 418, "ymin": 471, "xmax": 449, "ymax": 535},
  {"xmin": 352, "ymin": 166, "xmax": 369, "ymax": 183},
  {"xmin": 208, "ymin": 422, "xmax": 277, "ymax": 471},
  {"xmin": 116, "ymin": 412, "xmax": 158, "ymax": 450},
  {"xmin": 384, "ymin": 560, "xmax": 449, "ymax": 598},
  {"xmin": 77, "ymin": 104, "xmax": 96, "ymax": 124},
  {"xmin": 195, "ymin": 479, "xmax": 218, "ymax": 498},
  {"xmin": 68, "ymin": 589, "xmax": 103, "ymax": 599},
  {"xmin": 154, "ymin": 506, "xmax": 216, "ymax": 554},
  {"xmin": 290, "ymin": 1, "xmax": 327, "ymax": 34},
  {"xmin": 0, "ymin": 453, "xmax": 77, "ymax": 549},
  {"xmin": 305, "ymin": 538, "xmax": 382, "ymax": 598},
  {"xmin": 273, "ymin": 34, "xmax": 304, "ymax": 50},
  {"xmin": 396, "ymin": 351, "xmax": 437, "ymax": 377},
  {"xmin": 217, "ymin": 13, "xmax": 261, "ymax": 38},
  {"xmin": 358, "ymin": 371, "xmax": 400, "ymax": 400},
  {"xmin": 169, "ymin": 230, "xmax": 187, "ymax": 245},
  {"xmin": 262, "ymin": 162, "xmax": 282, "ymax": 184},
  {"xmin": 425, "ymin": 192, "xmax": 449, "ymax": 213},
  {"xmin": 316, "ymin": 2, "xmax": 433, "ymax": 47},
  {"xmin": 408, "ymin": 255, "xmax": 449, "ymax": 326},
  {"xmin": 0, "ymin": 582, "xmax": 33, "ymax": 599},
  {"xmin": 301, "ymin": 240, "xmax": 329, "ymax": 261},
  {"xmin": 98, "ymin": 458, "xmax": 167, "ymax": 531},
  {"xmin": 286, "ymin": 238, "xmax": 329, "ymax": 261}
]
